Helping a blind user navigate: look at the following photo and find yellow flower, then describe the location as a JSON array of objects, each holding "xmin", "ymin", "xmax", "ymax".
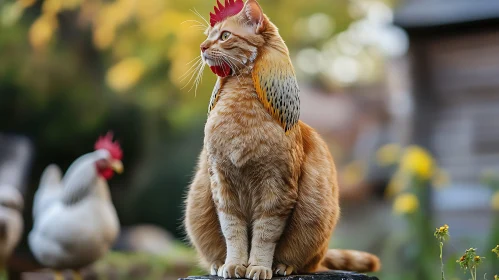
[
  {"xmin": 494, "ymin": 275, "xmax": 498, "ymax": 280},
  {"xmin": 492, "ymin": 191, "xmax": 499, "ymax": 211},
  {"xmin": 435, "ymin": 224, "xmax": 449, "ymax": 237},
  {"xmin": 29, "ymin": 14, "xmax": 57, "ymax": 51},
  {"xmin": 42, "ymin": 0, "xmax": 62, "ymax": 15},
  {"xmin": 400, "ymin": 145, "xmax": 434, "ymax": 179},
  {"xmin": 93, "ymin": 24, "xmax": 116, "ymax": 50},
  {"xmin": 492, "ymin": 245, "xmax": 499, "ymax": 257},
  {"xmin": 432, "ymin": 168, "xmax": 451, "ymax": 188},
  {"xmin": 342, "ymin": 161, "xmax": 366, "ymax": 186},
  {"xmin": 113, "ymin": 0, "xmax": 135, "ymax": 25},
  {"xmin": 393, "ymin": 193, "xmax": 419, "ymax": 215},
  {"xmin": 106, "ymin": 58, "xmax": 146, "ymax": 92},
  {"xmin": 434, "ymin": 224, "xmax": 450, "ymax": 241},
  {"xmin": 385, "ymin": 171, "xmax": 406, "ymax": 198},
  {"xmin": 376, "ymin": 143, "xmax": 401, "ymax": 166}
]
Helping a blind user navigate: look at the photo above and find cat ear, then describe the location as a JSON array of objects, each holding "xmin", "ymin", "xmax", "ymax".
[{"xmin": 241, "ymin": 0, "xmax": 265, "ymax": 33}]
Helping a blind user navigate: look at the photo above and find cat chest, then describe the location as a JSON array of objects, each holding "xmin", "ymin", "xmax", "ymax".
[{"xmin": 204, "ymin": 98, "xmax": 291, "ymax": 168}]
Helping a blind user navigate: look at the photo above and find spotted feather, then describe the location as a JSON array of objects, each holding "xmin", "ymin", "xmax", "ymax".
[{"xmin": 252, "ymin": 51, "xmax": 300, "ymax": 133}]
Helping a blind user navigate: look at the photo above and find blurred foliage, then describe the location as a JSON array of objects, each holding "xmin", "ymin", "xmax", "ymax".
[
  {"xmin": 479, "ymin": 171, "xmax": 499, "ymax": 275},
  {"xmin": 375, "ymin": 144, "xmax": 445, "ymax": 280},
  {"xmin": 375, "ymin": 145, "xmax": 499, "ymax": 280},
  {"xmin": 91, "ymin": 243, "xmax": 203, "ymax": 280},
  {"xmin": 0, "ymin": 0, "xmax": 397, "ymax": 238}
]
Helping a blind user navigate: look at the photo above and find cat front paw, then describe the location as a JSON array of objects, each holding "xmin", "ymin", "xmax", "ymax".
[
  {"xmin": 246, "ymin": 265, "xmax": 272, "ymax": 280},
  {"xmin": 210, "ymin": 261, "xmax": 224, "ymax": 276},
  {"xmin": 273, "ymin": 263, "xmax": 294, "ymax": 276},
  {"xmin": 217, "ymin": 263, "xmax": 247, "ymax": 278}
]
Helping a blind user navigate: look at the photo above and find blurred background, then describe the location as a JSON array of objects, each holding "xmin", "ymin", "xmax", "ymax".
[{"xmin": 1, "ymin": 0, "xmax": 499, "ymax": 279}]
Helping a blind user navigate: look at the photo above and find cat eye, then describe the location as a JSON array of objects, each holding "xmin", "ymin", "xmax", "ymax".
[{"xmin": 220, "ymin": 31, "xmax": 231, "ymax": 41}]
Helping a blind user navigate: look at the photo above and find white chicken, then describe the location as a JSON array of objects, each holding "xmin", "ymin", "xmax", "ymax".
[
  {"xmin": 0, "ymin": 186, "xmax": 24, "ymax": 279},
  {"xmin": 28, "ymin": 133, "xmax": 124, "ymax": 279}
]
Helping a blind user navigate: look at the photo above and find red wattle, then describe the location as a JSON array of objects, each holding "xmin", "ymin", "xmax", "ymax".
[
  {"xmin": 98, "ymin": 167, "xmax": 114, "ymax": 180},
  {"xmin": 210, "ymin": 62, "xmax": 231, "ymax": 77}
]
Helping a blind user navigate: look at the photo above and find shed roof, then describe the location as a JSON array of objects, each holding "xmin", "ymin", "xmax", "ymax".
[{"xmin": 394, "ymin": 0, "xmax": 499, "ymax": 30}]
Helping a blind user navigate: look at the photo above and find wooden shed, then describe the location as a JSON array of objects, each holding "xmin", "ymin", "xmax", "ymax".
[
  {"xmin": 389, "ymin": 2, "xmax": 499, "ymax": 249},
  {"xmin": 394, "ymin": 0, "xmax": 499, "ymax": 184}
]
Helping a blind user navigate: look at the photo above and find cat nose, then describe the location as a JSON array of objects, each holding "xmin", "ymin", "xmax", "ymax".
[{"xmin": 201, "ymin": 46, "xmax": 209, "ymax": 53}]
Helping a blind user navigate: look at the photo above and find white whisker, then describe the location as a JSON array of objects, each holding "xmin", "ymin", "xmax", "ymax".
[
  {"xmin": 223, "ymin": 53, "xmax": 244, "ymax": 64},
  {"xmin": 190, "ymin": 24, "xmax": 207, "ymax": 29},
  {"xmin": 190, "ymin": 25, "xmax": 208, "ymax": 32},
  {"xmin": 189, "ymin": 62, "xmax": 206, "ymax": 95},
  {"xmin": 181, "ymin": 60, "xmax": 204, "ymax": 90},
  {"xmin": 221, "ymin": 56, "xmax": 242, "ymax": 86},
  {"xmin": 195, "ymin": 64, "xmax": 206, "ymax": 95},
  {"xmin": 180, "ymin": 61, "xmax": 203, "ymax": 86},
  {"xmin": 180, "ymin": 58, "xmax": 203, "ymax": 80},
  {"xmin": 181, "ymin": 19, "xmax": 207, "ymax": 28},
  {"xmin": 219, "ymin": 53, "xmax": 244, "ymax": 74},
  {"xmin": 185, "ymin": 56, "xmax": 202, "ymax": 66},
  {"xmin": 191, "ymin": 8, "xmax": 210, "ymax": 27}
]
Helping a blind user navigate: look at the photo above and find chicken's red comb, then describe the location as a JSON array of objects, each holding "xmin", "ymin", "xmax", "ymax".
[
  {"xmin": 210, "ymin": 0, "xmax": 244, "ymax": 27},
  {"xmin": 94, "ymin": 132, "xmax": 123, "ymax": 160}
]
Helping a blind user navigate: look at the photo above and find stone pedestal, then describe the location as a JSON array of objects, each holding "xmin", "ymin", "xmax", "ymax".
[{"xmin": 180, "ymin": 271, "xmax": 379, "ymax": 280}]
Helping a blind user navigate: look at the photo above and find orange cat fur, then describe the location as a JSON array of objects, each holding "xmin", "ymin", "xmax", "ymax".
[{"xmin": 184, "ymin": 1, "xmax": 381, "ymax": 279}]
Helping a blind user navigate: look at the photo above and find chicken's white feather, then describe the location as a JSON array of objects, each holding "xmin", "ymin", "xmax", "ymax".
[
  {"xmin": 32, "ymin": 164, "xmax": 62, "ymax": 219},
  {"xmin": 29, "ymin": 150, "xmax": 120, "ymax": 269}
]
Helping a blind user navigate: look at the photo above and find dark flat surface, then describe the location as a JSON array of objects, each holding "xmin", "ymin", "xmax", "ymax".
[{"xmin": 181, "ymin": 271, "xmax": 379, "ymax": 280}]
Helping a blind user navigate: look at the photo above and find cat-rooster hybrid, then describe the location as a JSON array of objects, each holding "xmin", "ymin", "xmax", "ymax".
[
  {"xmin": 184, "ymin": 1, "xmax": 381, "ymax": 279},
  {"xmin": 29, "ymin": 133, "xmax": 123, "ymax": 279}
]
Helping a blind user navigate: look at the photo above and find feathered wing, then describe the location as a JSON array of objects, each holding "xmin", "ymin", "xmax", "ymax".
[
  {"xmin": 252, "ymin": 49, "xmax": 300, "ymax": 133},
  {"xmin": 60, "ymin": 158, "xmax": 98, "ymax": 205},
  {"xmin": 32, "ymin": 164, "xmax": 63, "ymax": 219}
]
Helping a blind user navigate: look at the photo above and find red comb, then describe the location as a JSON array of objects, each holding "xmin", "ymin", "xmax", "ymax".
[
  {"xmin": 94, "ymin": 132, "xmax": 123, "ymax": 160},
  {"xmin": 210, "ymin": 0, "xmax": 244, "ymax": 27}
]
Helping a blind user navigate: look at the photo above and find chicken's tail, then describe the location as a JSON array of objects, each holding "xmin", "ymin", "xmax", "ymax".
[
  {"xmin": 32, "ymin": 164, "xmax": 63, "ymax": 219},
  {"xmin": 39, "ymin": 164, "xmax": 62, "ymax": 188},
  {"xmin": 321, "ymin": 249, "xmax": 381, "ymax": 273}
]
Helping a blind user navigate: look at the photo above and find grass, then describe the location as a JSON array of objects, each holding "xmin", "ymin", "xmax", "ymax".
[
  {"xmin": 90, "ymin": 241, "xmax": 204, "ymax": 280},
  {"xmin": 434, "ymin": 225, "xmax": 498, "ymax": 280}
]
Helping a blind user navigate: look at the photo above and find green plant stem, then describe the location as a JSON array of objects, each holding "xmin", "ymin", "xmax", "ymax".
[{"xmin": 440, "ymin": 241, "xmax": 445, "ymax": 280}]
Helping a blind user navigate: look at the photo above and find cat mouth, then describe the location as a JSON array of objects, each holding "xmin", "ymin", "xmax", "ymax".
[{"xmin": 209, "ymin": 62, "xmax": 232, "ymax": 78}]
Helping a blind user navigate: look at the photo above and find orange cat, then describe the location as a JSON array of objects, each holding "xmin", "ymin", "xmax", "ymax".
[{"xmin": 184, "ymin": 0, "xmax": 381, "ymax": 279}]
